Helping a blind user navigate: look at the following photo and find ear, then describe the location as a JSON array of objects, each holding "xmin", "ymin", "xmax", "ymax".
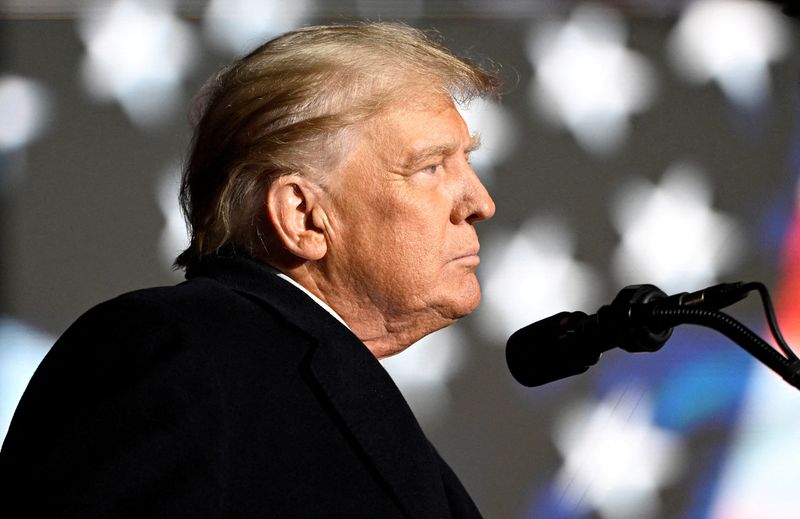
[{"xmin": 265, "ymin": 175, "xmax": 328, "ymax": 261}]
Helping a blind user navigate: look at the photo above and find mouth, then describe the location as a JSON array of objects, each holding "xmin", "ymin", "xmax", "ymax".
[{"xmin": 453, "ymin": 247, "xmax": 481, "ymax": 265}]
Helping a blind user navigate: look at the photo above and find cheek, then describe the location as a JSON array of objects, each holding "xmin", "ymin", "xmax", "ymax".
[
  {"xmin": 370, "ymin": 193, "xmax": 447, "ymax": 242},
  {"xmin": 357, "ymin": 221, "xmax": 443, "ymax": 295},
  {"xmin": 342, "ymin": 184, "xmax": 453, "ymax": 272},
  {"xmin": 390, "ymin": 215, "xmax": 447, "ymax": 262}
]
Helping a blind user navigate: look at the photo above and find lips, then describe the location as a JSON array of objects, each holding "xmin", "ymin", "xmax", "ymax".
[{"xmin": 452, "ymin": 246, "xmax": 481, "ymax": 264}]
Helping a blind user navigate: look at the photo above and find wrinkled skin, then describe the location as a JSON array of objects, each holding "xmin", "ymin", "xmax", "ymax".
[{"xmin": 277, "ymin": 95, "xmax": 496, "ymax": 358}]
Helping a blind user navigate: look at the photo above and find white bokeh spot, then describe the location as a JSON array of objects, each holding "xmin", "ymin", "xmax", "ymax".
[
  {"xmin": 478, "ymin": 216, "xmax": 602, "ymax": 343},
  {"xmin": 611, "ymin": 161, "xmax": 744, "ymax": 294},
  {"xmin": 708, "ymin": 365, "xmax": 800, "ymax": 519},
  {"xmin": 527, "ymin": 4, "xmax": 656, "ymax": 155},
  {"xmin": 204, "ymin": 0, "xmax": 314, "ymax": 55},
  {"xmin": 457, "ymin": 97, "xmax": 517, "ymax": 185},
  {"xmin": 553, "ymin": 388, "xmax": 686, "ymax": 519},
  {"xmin": 668, "ymin": 0, "xmax": 791, "ymax": 110},
  {"xmin": 0, "ymin": 318, "xmax": 53, "ymax": 444},
  {"xmin": 156, "ymin": 163, "xmax": 189, "ymax": 276},
  {"xmin": 0, "ymin": 75, "xmax": 51, "ymax": 152},
  {"xmin": 381, "ymin": 325, "xmax": 468, "ymax": 424},
  {"xmin": 77, "ymin": 0, "xmax": 197, "ymax": 127}
]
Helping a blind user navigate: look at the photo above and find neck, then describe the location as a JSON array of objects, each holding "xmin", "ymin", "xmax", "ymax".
[{"xmin": 279, "ymin": 263, "xmax": 450, "ymax": 359}]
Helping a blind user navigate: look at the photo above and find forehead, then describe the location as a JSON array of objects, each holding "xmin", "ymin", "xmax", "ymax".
[{"xmin": 362, "ymin": 96, "xmax": 473, "ymax": 161}]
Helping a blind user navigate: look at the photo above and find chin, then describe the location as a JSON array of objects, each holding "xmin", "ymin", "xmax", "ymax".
[
  {"xmin": 440, "ymin": 284, "xmax": 482, "ymax": 319},
  {"xmin": 458, "ymin": 292, "xmax": 482, "ymax": 317}
]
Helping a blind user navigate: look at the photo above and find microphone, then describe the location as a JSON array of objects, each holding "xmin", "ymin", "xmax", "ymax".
[
  {"xmin": 506, "ymin": 282, "xmax": 752, "ymax": 387},
  {"xmin": 507, "ymin": 281, "xmax": 800, "ymax": 390},
  {"xmin": 506, "ymin": 284, "xmax": 673, "ymax": 387}
]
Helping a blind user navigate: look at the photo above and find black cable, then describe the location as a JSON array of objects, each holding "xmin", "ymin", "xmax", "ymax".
[
  {"xmin": 740, "ymin": 281, "xmax": 799, "ymax": 361},
  {"xmin": 650, "ymin": 306, "xmax": 800, "ymax": 389}
]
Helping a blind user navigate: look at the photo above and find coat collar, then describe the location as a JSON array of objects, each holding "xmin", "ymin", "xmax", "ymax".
[{"xmin": 186, "ymin": 254, "xmax": 451, "ymax": 518}]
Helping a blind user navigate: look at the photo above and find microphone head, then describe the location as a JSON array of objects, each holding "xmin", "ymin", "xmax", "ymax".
[{"xmin": 506, "ymin": 311, "xmax": 603, "ymax": 387}]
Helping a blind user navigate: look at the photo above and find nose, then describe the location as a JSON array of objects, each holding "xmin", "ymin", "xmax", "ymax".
[{"xmin": 452, "ymin": 166, "xmax": 496, "ymax": 224}]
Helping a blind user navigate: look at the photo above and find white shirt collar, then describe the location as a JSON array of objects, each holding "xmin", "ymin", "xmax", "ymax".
[{"xmin": 270, "ymin": 270, "xmax": 351, "ymax": 330}]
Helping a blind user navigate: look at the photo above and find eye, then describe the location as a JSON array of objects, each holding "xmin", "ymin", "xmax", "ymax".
[{"xmin": 420, "ymin": 163, "xmax": 441, "ymax": 175}]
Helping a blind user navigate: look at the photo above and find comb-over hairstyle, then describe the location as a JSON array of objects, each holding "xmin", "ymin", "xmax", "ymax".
[{"xmin": 175, "ymin": 22, "xmax": 500, "ymax": 268}]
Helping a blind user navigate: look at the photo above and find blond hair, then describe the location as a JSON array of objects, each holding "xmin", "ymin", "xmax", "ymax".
[{"xmin": 175, "ymin": 22, "xmax": 500, "ymax": 267}]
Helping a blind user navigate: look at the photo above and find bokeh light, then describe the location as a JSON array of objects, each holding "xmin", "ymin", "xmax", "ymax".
[
  {"xmin": 479, "ymin": 216, "xmax": 602, "ymax": 343},
  {"xmin": 203, "ymin": 0, "xmax": 315, "ymax": 55},
  {"xmin": 527, "ymin": 4, "xmax": 656, "ymax": 155},
  {"xmin": 0, "ymin": 75, "xmax": 51, "ymax": 153},
  {"xmin": 3, "ymin": 2, "xmax": 800, "ymax": 518},
  {"xmin": 668, "ymin": 0, "xmax": 791, "ymax": 110},
  {"xmin": 552, "ymin": 387, "xmax": 686, "ymax": 519},
  {"xmin": 458, "ymin": 97, "xmax": 518, "ymax": 185},
  {"xmin": 156, "ymin": 163, "xmax": 188, "ymax": 276},
  {"xmin": 77, "ymin": 0, "xmax": 197, "ymax": 126},
  {"xmin": 0, "ymin": 319, "xmax": 53, "ymax": 442},
  {"xmin": 381, "ymin": 325, "xmax": 468, "ymax": 424},
  {"xmin": 611, "ymin": 161, "xmax": 744, "ymax": 293}
]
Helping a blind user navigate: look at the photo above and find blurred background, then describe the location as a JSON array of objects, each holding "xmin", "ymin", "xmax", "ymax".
[{"xmin": 2, "ymin": 0, "xmax": 800, "ymax": 517}]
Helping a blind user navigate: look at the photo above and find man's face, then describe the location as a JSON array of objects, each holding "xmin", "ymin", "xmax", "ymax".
[{"xmin": 320, "ymin": 95, "xmax": 495, "ymax": 347}]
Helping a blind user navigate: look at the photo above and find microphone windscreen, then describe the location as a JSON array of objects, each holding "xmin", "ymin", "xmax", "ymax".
[{"xmin": 506, "ymin": 311, "xmax": 602, "ymax": 387}]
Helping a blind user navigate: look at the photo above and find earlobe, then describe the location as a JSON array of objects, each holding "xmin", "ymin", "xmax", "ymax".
[{"xmin": 265, "ymin": 175, "xmax": 328, "ymax": 261}]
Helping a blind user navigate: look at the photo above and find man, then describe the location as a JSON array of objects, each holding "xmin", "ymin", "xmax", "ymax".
[{"xmin": 0, "ymin": 23, "xmax": 498, "ymax": 517}]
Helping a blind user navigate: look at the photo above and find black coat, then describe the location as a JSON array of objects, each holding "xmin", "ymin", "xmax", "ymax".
[{"xmin": 0, "ymin": 254, "xmax": 481, "ymax": 518}]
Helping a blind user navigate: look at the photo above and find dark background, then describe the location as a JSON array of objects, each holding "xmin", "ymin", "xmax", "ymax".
[{"xmin": 3, "ymin": 1, "xmax": 800, "ymax": 518}]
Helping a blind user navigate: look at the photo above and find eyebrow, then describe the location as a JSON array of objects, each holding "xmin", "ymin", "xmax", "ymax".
[
  {"xmin": 401, "ymin": 134, "xmax": 482, "ymax": 169},
  {"xmin": 466, "ymin": 134, "xmax": 481, "ymax": 154}
]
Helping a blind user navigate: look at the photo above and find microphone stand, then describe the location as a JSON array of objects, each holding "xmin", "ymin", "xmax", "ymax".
[{"xmin": 619, "ymin": 282, "xmax": 800, "ymax": 391}]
